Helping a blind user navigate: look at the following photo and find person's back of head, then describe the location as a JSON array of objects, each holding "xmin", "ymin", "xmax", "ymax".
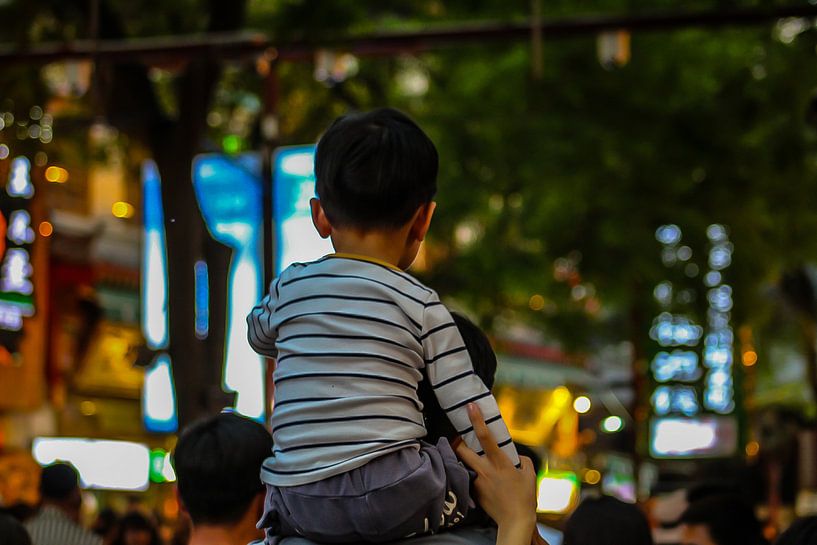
[
  {"xmin": 776, "ymin": 517, "xmax": 817, "ymax": 545},
  {"xmin": 0, "ymin": 513, "xmax": 31, "ymax": 545},
  {"xmin": 679, "ymin": 493, "xmax": 766, "ymax": 545},
  {"xmin": 38, "ymin": 462, "xmax": 81, "ymax": 517},
  {"xmin": 563, "ymin": 495, "xmax": 653, "ymax": 545},
  {"xmin": 173, "ymin": 412, "xmax": 273, "ymax": 526},
  {"xmin": 314, "ymin": 107, "xmax": 438, "ymax": 230}
]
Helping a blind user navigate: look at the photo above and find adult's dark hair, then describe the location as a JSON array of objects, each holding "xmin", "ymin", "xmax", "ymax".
[
  {"xmin": 419, "ymin": 312, "xmax": 498, "ymax": 443},
  {"xmin": 112, "ymin": 512, "xmax": 161, "ymax": 545},
  {"xmin": 173, "ymin": 412, "xmax": 273, "ymax": 526},
  {"xmin": 39, "ymin": 463, "xmax": 79, "ymax": 501},
  {"xmin": 314, "ymin": 107, "xmax": 438, "ymax": 230},
  {"xmin": 777, "ymin": 517, "xmax": 817, "ymax": 545},
  {"xmin": 679, "ymin": 493, "xmax": 767, "ymax": 545},
  {"xmin": 563, "ymin": 495, "xmax": 653, "ymax": 545},
  {"xmin": 0, "ymin": 513, "xmax": 31, "ymax": 545}
]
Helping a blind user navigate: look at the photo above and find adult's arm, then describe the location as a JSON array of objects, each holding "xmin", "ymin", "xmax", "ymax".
[{"xmin": 454, "ymin": 404, "xmax": 538, "ymax": 545}]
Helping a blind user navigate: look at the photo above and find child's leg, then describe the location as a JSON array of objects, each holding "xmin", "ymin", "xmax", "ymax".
[{"xmin": 270, "ymin": 439, "xmax": 473, "ymax": 543}]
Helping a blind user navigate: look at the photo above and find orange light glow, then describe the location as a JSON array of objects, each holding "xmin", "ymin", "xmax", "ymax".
[
  {"xmin": 45, "ymin": 166, "xmax": 69, "ymax": 183},
  {"xmin": 38, "ymin": 221, "xmax": 53, "ymax": 237},
  {"xmin": 742, "ymin": 350, "xmax": 758, "ymax": 366}
]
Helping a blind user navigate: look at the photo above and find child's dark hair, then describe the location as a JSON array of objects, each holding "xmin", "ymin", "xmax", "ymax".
[{"xmin": 314, "ymin": 107, "xmax": 438, "ymax": 230}]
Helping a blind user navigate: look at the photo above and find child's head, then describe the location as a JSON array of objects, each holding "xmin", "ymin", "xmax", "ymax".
[{"xmin": 314, "ymin": 107, "xmax": 438, "ymax": 230}]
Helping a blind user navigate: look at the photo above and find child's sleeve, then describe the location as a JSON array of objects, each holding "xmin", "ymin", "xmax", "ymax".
[
  {"xmin": 246, "ymin": 277, "xmax": 281, "ymax": 358},
  {"xmin": 421, "ymin": 292, "xmax": 520, "ymax": 466}
]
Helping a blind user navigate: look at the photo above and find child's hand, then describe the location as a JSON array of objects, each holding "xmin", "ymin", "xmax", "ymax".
[{"xmin": 454, "ymin": 403, "xmax": 538, "ymax": 545}]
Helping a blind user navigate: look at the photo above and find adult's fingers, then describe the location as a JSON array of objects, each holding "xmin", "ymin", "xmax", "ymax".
[{"xmin": 454, "ymin": 439, "xmax": 486, "ymax": 473}]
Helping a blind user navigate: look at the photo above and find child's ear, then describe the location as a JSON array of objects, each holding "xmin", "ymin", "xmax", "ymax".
[
  {"xmin": 310, "ymin": 198, "xmax": 333, "ymax": 239},
  {"xmin": 410, "ymin": 202, "xmax": 436, "ymax": 242}
]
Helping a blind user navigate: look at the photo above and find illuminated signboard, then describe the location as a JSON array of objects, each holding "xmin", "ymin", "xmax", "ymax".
[
  {"xmin": 648, "ymin": 224, "xmax": 737, "ymax": 458},
  {"xmin": 193, "ymin": 153, "xmax": 265, "ymax": 421},
  {"xmin": 272, "ymin": 145, "xmax": 333, "ymax": 275},
  {"xmin": 140, "ymin": 160, "xmax": 177, "ymax": 433},
  {"xmin": 0, "ymin": 156, "xmax": 35, "ymax": 342},
  {"xmin": 32, "ymin": 438, "xmax": 151, "ymax": 491}
]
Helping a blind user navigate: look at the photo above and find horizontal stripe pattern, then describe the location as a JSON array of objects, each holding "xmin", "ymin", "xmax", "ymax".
[{"xmin": 247, "ymin": 255, "xmax": 517, "ymax": 486}]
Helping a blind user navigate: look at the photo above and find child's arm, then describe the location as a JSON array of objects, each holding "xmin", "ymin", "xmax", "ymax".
[
  {"xmin": 421, "ymin": 293, "xmax": 520, "ymax": 466},
  {"xmin": 246, "ymin": 277, "xmax": 281, "ymax": 357}
]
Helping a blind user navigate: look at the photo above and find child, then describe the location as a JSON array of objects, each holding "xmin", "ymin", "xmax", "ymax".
[{"xmin": 247, "ymin": 108, "xmax": 519, "ymax": 544}]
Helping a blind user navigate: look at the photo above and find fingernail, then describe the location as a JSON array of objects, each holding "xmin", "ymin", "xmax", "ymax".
[{"xmin": 467, "ymin": 403, "xmax": 477, "ymax": 415}]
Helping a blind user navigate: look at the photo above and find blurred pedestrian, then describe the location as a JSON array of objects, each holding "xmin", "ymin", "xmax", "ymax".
[
  {"xmin": 111, "ymin": 512, "xmax": 161, "ymax": 545},
  {"xmin": 563, "ymin": 495, "xmax": 653, "ymax": 545},
  {"xmin": 92, "ymin": 508, "xmax": 119, "ymax": 545},
  {"xmin": 776, "ymin": 516, "xmax": 817, "ymax": 545},
  {"xmin": 678, "ymin": 493, "xmax": 767, "ymax": 545},
  {"xmin": 24, "ymin": 463, "xmax": 101, "ymax": 545},
  {"xmin": 0, "ymin": 513, "xmax": 32, "ymax": 545}
]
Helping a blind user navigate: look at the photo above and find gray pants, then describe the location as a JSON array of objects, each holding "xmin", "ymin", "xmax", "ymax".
[{"xmin": 259, "ymin": 439, "xmax": 473, "ymax": 544}]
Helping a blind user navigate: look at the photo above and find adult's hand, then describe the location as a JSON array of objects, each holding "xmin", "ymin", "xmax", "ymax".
[{"xmin": 454, "ymin": 404, "xmax": 539, "ymax": 545}]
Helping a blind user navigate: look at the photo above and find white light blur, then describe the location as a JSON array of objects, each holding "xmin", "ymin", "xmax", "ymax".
[
  {"xmin": 651, "ymin": 418, "xmax": 717, "ymax": 456},
  {"xmin": 280, "ymin": 152, "xmax": 314, "ymax": 177},
  {"xmin": 32, "ymin": 438, "xmax": 150, "ymax": 491},
  {"xmin": 655, "ymin": 224, "xmax": 682, "ymax": 245},
  {"xmin": 7, "ymin": 156, "xmax": 34, "ymax": 198},
  {"xmin": 143, "ymin": 232, "xmax": 168, "ymax": 348},
  {"xmin": 537, "ymin": 476, "xmax": 577, "ymax": 513},
  {"xmin": 142, "ymin": 354, "xmax": 177, "ymax": 430},
  {"xmin": 278, "ymin": 215, "xmax": 334, "ymax": 272},
  {"xmin": 602, "ymin": 416, "xmax": 623, "ymax": 433},
  {"xmin": 222, "ymin": 253, "xmax": 265, "ymax": 420},
  {"xmin": 0, "ymin": 302, "xmax": 23, "ymax": 330},
  {"xmin": 573, "ymin": 396, "xmax": 592, "ymax": 414},
  {"xmin": 161, "ymin": 452, "xmax": 176, "ymax": 482}
]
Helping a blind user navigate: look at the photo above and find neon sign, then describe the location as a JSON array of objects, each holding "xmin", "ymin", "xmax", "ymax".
[
  {"xmin": 648, "ymin": 224, "xmax": 737, "ymax": 458},
  {"xmin": 193, "ymin": 153, "xmax": 265, "ymax": 421},
  {"xmin": 140, "ymin": 160, "xmax": 178, "ymax": 433},
  {"xmin": 0, "ymin": 155, "xmax": 36, "ymax": 339}
]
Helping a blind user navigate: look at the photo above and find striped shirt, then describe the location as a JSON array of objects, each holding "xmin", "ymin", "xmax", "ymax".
[
  {"xmin": 247, "ymin": 254, "xmax": 519, "ymax": 487},
  {"xmin": 24, "ymin": 505, "xmax": 102, "ymax": 545}
]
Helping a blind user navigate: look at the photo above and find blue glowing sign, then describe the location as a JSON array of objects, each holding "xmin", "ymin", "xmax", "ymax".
[
  {"xmin": 141, "ymin": 160, "xmax": 169, "ymax": 350},
  {"xmin": 0, "ymin": 155, "xmax": 36, "ymax": 343},
  {"xmin": 272, "ymin": 146, "xmax": 333, "ymax": 275},
  {"xmin": 142, "ymin": 353, "xmax": 178, "ymax": 433},
  {"xmin": 140, "ymin": 161, "xmax": 177, "ymax": 433},
  {"xmin": 194, "ymin": 260, "xmax": 209, "ymax": 339},
  {"xmin": 193, "ymin": 153, "xmax": 265, "ymax": 422}
]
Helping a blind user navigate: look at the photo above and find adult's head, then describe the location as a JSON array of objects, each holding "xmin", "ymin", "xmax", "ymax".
[
  {"xmin": 314, "ymin": 107, "xmax": 438, "ymax": 230},
  {"xmin": 419, "ymin": 312, "xmax": 498, "ymax": 443},
  {"xmin": 679, "ymin": 493, "xmax": 766, "ymax": 545},
  {"xmin": 39, "ymin": 462, "xmax": 82, "ymax": 520},
  {"xmin": 563, "ymin": 495, "xmax": 653, "ymax": 545},
  {"xmin": 0, "ymin": 513, "xmax": 31, "ymax": 545},
  {"xmin": 776, "ymin": 517, "xmax": 817, "ymax": 545},
  {"xmin": 173, "ymin": 411, "xmax": 272, "ymax": 539}
]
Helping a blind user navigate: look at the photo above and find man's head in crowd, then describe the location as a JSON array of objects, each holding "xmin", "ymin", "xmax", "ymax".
[
  {"xmin": 173, "ymin": 411, "xmax": 273, "ymax": 539},
  {"xmin": 679, "ymin": 493, "xmax": 766, "ymax": 545},
  {"xmin": 39, "ymin": 463, "xmax": 83, "ymax": 521}
]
